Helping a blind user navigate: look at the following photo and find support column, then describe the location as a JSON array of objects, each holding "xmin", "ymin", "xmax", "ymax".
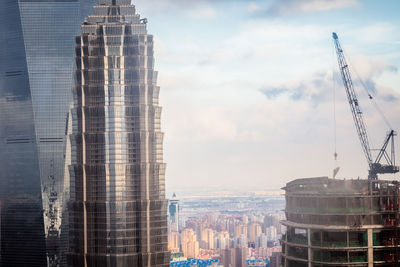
[
  {"xmin": 367, "ymin": 228, "xmax": 373, "ymax": 267},
  {"xmin": 308, "ymin": 228, "xmax": 312, "ymax": 267},
  {"xmin": 347, "ymin": 231, "xmax": 350, "ymax": 264},
  {"xmin": 285, "ymin": 230, "xmax": 288, "ymax": 267}
]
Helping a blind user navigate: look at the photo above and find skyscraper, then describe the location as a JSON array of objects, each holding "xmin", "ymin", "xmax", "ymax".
[
  {"xmin": 221, "ymin": 247, "xmax": 247, "ymax": 267},
  {"xmin": 215, "ymin": 231, "xmax": 229, "ymax": 249},
  {"xmin": 68, "ymin": 0, "xmax": 169, "ymax": 266},
  {"xmin": 168, "ymin": 231, "xmax": 180, "ymax": 252},
  {"xmin": 169, "ymin": 193, "xmax": 180, "ymax": 232},
  {"xmin": 201, "ymin": 228, "xmax": 214, "ymax": 249},
  {"xmin": 248, "ymin": 222, "xmax": 262, "ymax": 244},
  {"xmin": 181, "ymin": 228, "xmax": 200, "ymax": 259},
  {"xmin": 0, "ymin": 1, "xmax": 95, "ymax": 266}
]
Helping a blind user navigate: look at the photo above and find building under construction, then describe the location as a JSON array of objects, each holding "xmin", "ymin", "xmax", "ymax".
[{"xmin": 281, "ymin": 177, "xmax": 400, "ymax": 267}]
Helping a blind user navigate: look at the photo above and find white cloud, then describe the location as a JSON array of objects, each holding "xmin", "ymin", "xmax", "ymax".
[
  {"xmin": 346, "ymin": 55, "xmax": 398, "ymax": 79},
  {"xmin": 133, "ymin": 0, "xmax": 217, "ymax": 20},
  {"xmin": 248, "ymin": 2, "xmax": 262, "ymax": 13},
  {"xmin": 353, "ymin": 23, "xmax": 398, "ymax": 44},
  {"xmin": 185, "ymin": 5, "xmax": 217, "ymax": 19},
  {"xmin": 260, "ymin": 0, "xmax": 361, "ymax": 16}
]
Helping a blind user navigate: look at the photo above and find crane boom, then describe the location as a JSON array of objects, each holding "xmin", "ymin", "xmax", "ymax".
[
  {"xmin": 332, "ymin": 33, "xmax": 373, "ymax": 165},
  {"xmin": 332, "ymin": 32, "xmax": 399, "ymax": 180}
]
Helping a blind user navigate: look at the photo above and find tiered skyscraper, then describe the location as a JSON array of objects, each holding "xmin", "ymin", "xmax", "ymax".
[
  {"xmin": 68, "ymin": 0, "xmax": 169, "ymax": 266},
  {"xmin": 0, "ymin": 1, "xmax": 95, "ymax": 266}
]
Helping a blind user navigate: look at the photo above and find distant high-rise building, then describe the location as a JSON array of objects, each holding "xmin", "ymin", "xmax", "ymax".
[
  {"xmin": 266, "ymin": 226, "xmax": 277, "ymax": 242},
  {"xmin": 168, "ymin": 231, "xmax": 180, "ymax": 252},
  {"xmin": 68, "ymin": 0, "xmax": 169, "ymax": 266},
  {"xmin": 169, "ymin": 193, "xmax": 180, "ymax": 232},
  {"xmin": 242, "ymin": 215, "xmax": 249, "ymax": 224},
  {"xmin": 221, "ymin": 248, "xmax": 232, "ymax": 267},
  {"xmin": 235, "ymin": 223, "xmax": 247, "ymax": 239},
  {"xmin": 248, "ymin": 222, "xmax": 262, "ymax": 243},
  {"xmin": 264, "ymin": 214, "xmax": 281, "ymax": 231},
  {"xmin": 221, "ymin": 247, "xmax": 247, "ymax": 267},
  {"xmin": 237, "ymin": 234, "xmax": 247, "ymax": 248},
  {"xmin": 181, "ymin": 228, "xmax": 199, "ymax": 259},
  {"xmin": 0, "ymin": 0, "xmax": 95, "ymax": 266},
  {"xmin": 231, "ymin": 247, "xmax": 247, "ymax": 267},
  {"xmin": 256, "ymin": 233, "xmax": 268, "ymax": 248},
  {"xmin": 215, "ymin": 231, "xmax": 230, "ymax": 249},
  {"xmin": 185, "ymin": 218, "xmax": 202, "ymax": 240},
  {"xmin": 281, "ymin": 177, "xmax": 400, "ymax": 266},
  {"xmin": 201, "ymin": 228, "xmax": 214, "ymax": 250},
  {"xmin": 270, "ymin": 252, "xmax": 281, "ymax": 267}
]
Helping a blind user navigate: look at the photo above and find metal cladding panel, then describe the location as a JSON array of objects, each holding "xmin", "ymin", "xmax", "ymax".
[
  {"xmin": 0, "ymin": 0, "xmax": 47, "ymax": 266},
  {"xmin": 68, "ymin": 1, "xmax": 170, "ymax": 266}
]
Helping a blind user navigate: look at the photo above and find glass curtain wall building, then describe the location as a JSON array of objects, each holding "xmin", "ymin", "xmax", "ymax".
[
  {"xmin": 0, "ymin": 0, "xmax": 95, "ymax": 266},
  {"xmin": 68, "ymin": 0, "xmax": 169, "ymax": 266},
  {"xmin": 169, "ymin": 193, "xmax": 179, "ymax": 232}
]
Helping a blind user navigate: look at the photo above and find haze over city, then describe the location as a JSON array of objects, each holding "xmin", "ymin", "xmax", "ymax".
[{"xmin": 131, "ymin": 0, "xmax": 400, "ymax": 192}]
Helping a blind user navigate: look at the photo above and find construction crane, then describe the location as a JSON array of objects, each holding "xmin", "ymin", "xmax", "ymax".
[{"xmin": 332, "ymin": 32, "xmax": 399, "ymax": 180}]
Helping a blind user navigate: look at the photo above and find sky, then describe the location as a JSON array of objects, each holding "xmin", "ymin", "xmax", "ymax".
[{"xmin": 132, "ymin": 0, "xmax": 400, "ymax": 193}]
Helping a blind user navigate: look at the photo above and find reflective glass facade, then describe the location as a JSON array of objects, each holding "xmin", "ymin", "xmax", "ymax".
[
  {"xmin": 169, "ymin": 195, "xmax": 179, "ymax": 232},
  {"xmin": 0, "ymin": 1, "xmax": 95, "ymax": 266},
  {"xmin": 68, "ymin": 0, "xmax": 169, "ymax": 266}
]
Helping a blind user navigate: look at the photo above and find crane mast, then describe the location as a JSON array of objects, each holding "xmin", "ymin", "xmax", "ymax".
[{"xmin": 332, "ymin": 32, "xmax": 399, "ymax": 180}]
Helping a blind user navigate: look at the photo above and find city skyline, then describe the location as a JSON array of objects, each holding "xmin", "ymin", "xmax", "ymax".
[
  {"xmin": 167, "ymin": 192, "xmax": 284, "ymax": 265},
  {"xmin": 133, "ymin": 0, "xmax": 400, "ymax": 191}
]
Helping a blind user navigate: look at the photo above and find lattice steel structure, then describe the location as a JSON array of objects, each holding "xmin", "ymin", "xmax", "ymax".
[
  {"xmin": 68, "ymin": 0, "xmax": 169, "ymax": 266},
  {"xmin": 0, "ymin": 1, "xmax": 95, "ymax": 266}
]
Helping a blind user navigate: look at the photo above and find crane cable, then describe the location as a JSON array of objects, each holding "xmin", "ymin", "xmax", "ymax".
[
  {"xmin": 333, "ymin": 43, "xmax": 338, "ymax": 163},
  {"xmin": 343, "ymin": 49, "xmax": 396, "ymax": 179},
  {"xmin": 343, "ymin": 49, "xmax": 393, "ymax": 130},
  {"xmin": 332, "ymin": 42, "xmax": 340, "ymax": 179}
]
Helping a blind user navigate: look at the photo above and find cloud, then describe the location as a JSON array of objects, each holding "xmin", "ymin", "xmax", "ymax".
[
  {"xmin": 345, "ymin": 55, "xmax": 398, "ymax": 78},
  {"xmin": 382, "ymin": 94, "xmax": 399, "ymax": 102},
  {"xmin": 133, "ymin": 0, "xmax": 218, "ymax": 19},
  {"xmin": 248, "ymin": 2, "xmax": 262, "ymax": 13},
  {"xmin": 353, "ymin": 23, "xmax": 398, "ymax": 44},
  {"xmin": 253, "ymin": 0, "xmax": 360, "ymax": 16},
  {"xmin": 341, "ymin": 55, "xmax": 398, "ymax": 98},
  {"xmin": 260, "ymin": 72, "xmax": 334, "ymax": 106},
  {"xmin": 261, "ymin": 88, "xmax": 290, "ymax": 99},
  {"xmin": 259, "ymin": 54, "xmax": 398, "ymax": 107}
]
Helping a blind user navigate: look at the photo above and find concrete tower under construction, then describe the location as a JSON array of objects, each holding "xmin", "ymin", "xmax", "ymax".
[
  {"xmin": 68, "ymin": 0, "xmax": 169, "ymax": 266},
  {"xmin": 281, "ymin": 177, "xmax": 400, "ymax": 267}
]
